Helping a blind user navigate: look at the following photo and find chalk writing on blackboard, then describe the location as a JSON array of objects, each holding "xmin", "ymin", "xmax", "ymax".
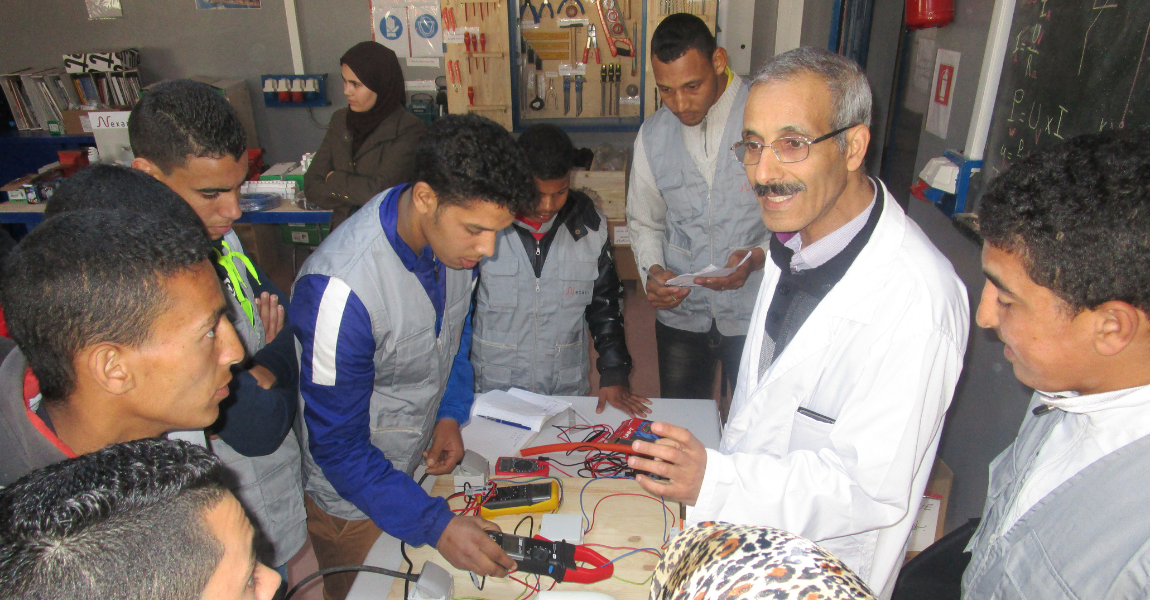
[{"xmin": 981, "ymin": 0, "xmax": 1150, "ymax": 187}]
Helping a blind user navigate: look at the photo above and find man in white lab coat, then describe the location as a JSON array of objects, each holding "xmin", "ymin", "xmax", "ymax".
[{"xmin": 627, "ymin": 47, "xmax": 970, "ymax": 598}]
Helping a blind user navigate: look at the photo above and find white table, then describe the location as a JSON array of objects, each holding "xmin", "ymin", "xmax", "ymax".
[{"xmin": 345, "ymin": 396, "xmax": 722, "ymax": 600}]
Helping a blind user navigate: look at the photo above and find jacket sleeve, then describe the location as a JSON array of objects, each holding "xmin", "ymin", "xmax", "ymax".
[
  {"xmin": 691, "ymin": 316, "xmax": 965, "ymax": 545},
  {"xmin": 289, "ymin": 274, "xmax": 456, "ymax": 547},
  {"xmin": 307, "ymin": 115, "xmax": 425, "ymax": 211},
  {"xmin": 249, "ymin": 264, "xmax": 298, "ymax": 389},
  {"xmin": 625, "ymin": 133, "xmax": 666, "ymax": 289},
  {"xmin": 213, "ymin": 265, "xmax": 298, "ymax": 457},
  {"xmin": 585, "ymin": 236, "xmax": 632, "ymax": 388},
  {"xmin": 436, "ymin": 309, "xmax": 475, "ymax": 425},
  {"xmin": 303, "ymin": 121, "xmax": 342, "ymax": 208}
]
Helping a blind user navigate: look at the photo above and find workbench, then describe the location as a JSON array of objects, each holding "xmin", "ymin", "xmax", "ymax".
[{"xmin": 345, "ymin": 395, "xmax": 722, "ymax": 600}]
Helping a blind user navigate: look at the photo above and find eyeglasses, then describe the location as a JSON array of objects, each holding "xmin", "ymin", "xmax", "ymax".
[{"xmin": 730, "ymin": 124, "xmax": 858, "ymax": 165}]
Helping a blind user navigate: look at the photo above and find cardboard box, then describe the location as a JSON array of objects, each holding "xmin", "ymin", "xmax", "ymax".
[
  {"xmin": 185, "ymin": 76, "xmax": 260, "ymax": 148},
  {"xmin": 280, "ymin": 222, "xmax": 331, "ymax": 246},
  {"xmin": 574, "ymin": 170, "xmax": 627, "ymax": 220},
  {"xmin": 905, "ymin": 459, "xmax": 953, "ymax": 562},
  {"xmin": 1, "ymin": 174, "xmax": 36, "ymax": 202},
  {"xmin": 260, "ymin": 162, "xmax": 299, "ymax": 180},
  {"xmin": 607, "ymin": 219, "xmax": 630, "ymax": 247}
]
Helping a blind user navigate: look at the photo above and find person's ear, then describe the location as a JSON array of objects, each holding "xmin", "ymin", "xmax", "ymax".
[
  {"xmin": 711, "ymin": 47, "xmax": 728, "ymax": 77},
  {"xmin": 83, "ymin": 344, "xmax": 135, "ymax": 395},
  {"xmin": 131, "ymin": 157, "xmax": 164, "ymax": 180},
  {"xmin": 411, "ymin": 181, "xmax": 440, "ymax": 217},
  {"xmin": 1092, "ymin": 300, "xmax": 1142, "ymax": 357},
  {"xmin": 844, "ymin": 124, "xmax": 871, "ymax": 172}
]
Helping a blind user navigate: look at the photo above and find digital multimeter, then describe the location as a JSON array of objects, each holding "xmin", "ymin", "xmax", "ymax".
[
  {"xmin": 495, "ymin": 457, "xmax": 549, "ymax": 477},
  {"xmin": 479, "ymin": 481, "xmax": 560, "ymax": 518}
]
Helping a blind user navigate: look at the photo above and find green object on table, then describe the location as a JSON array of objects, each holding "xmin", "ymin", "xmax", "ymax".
[{"xmin": 280, "ymin": 222, "xmax": 331, "ymax": 246}]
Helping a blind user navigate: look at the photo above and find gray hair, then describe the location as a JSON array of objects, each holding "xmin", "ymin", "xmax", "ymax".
[{"xmin": 752, "ymin": 47, "xmax": 872, "ymax": 151}]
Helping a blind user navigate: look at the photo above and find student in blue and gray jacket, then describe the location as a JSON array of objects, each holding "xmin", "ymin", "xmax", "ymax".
[{"xmin": 289, "ymin": 114, "xmax": 537, "ymax": 600}]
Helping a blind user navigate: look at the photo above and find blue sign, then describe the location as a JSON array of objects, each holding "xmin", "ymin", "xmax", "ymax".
[
  {"xmin": 380, "ymin": 15, "xmax": 403, "ymax": 40},
  {"xmin": 414, "ymin": 13, "xmax": 439, "ymax": 38}
]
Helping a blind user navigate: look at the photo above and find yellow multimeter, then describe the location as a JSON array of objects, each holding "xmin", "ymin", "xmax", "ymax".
[{"xmin": 479, "ymin": 481, "xmax": 560, "ymax": 518}]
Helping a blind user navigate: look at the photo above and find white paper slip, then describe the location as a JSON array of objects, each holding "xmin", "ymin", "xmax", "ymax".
[
  {"xmin": 506, "ymin": 388, "xmax": 572, "ymax": 417},
  {"xmin": 664, "ymin": 251, "xmax": 752, "ymax": 287},
  {"xmin": 461, "ymin": 415, "xmax": 537, "ymax": 463},
  {"xmin": 473, "ymin": 389, "xmax": 570, "ymax": 431}
]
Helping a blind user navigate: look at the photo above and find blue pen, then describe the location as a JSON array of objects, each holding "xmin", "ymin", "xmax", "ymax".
[{"xmin": 479, "ymin": 415, "xmax": 533, "ymax": 431}]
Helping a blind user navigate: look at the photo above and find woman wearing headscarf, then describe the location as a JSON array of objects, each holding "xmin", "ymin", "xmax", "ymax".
[
  {"xmin": 304, "ymin": 41, "xmax": 425, "ymax": 229},
  {"xmin": 650, "ymin": 522, "xmax": 876, "ymax": 600}
]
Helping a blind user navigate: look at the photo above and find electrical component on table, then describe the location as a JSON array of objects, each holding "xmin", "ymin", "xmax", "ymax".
[
  {"xmin": 486, "ymin": 532, "xmax": 613, "ymax": 583},
  {"xmin": 496, "ymin": 457, "xmax": 549, "ymax": 477},
  {"xmin": 480, "ymin": 481, "xmax": 560, "ymax": 517}
]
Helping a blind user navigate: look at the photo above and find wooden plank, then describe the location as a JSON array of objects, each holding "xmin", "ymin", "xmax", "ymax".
[
  {"xmin": 443, "ymin": 0, "xmax": 513, "ymax": 129},
  {"xmin": 383, "ymin": 476, "xmax": 679, "ymax": 600}
]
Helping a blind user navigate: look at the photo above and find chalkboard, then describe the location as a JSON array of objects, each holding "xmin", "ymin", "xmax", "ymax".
[{"xmin": 982, "ymin": 0, "xmax": 1150, "ymax": 182}]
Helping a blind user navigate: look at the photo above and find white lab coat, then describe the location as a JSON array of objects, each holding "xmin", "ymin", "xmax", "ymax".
[{"xmin": 689, "ymin": 182, "xmax": 969, "ymax": 599}]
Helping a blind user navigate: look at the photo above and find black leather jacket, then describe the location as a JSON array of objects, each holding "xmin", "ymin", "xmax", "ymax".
[{"xmin": 510, "ymin": 190, "xmax": 633, "ymax": 387}]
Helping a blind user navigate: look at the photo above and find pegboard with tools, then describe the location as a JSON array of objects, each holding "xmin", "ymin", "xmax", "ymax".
[
  {"xmin": 512, "ymin": 0, "xmax": 645, "ymax": 127},
  {"xmin": 643, "ymin": 0, "xmax": 714, "ymax": 119},
  {"xmin": 441, "ymin": 0, "xmax": 513, "ymax": 129}
]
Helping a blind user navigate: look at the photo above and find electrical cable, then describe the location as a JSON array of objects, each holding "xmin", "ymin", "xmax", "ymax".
[
  {"xmin": 284, "ymin": 565, "xmax": 418, "ymax": 600},
  {"xmin": 403, "ymin": 472, "xmax": 432, "ymax": 599},
  {"xmin": 514, "ymin": 515, "xmax": 535, "ymax": 537}
]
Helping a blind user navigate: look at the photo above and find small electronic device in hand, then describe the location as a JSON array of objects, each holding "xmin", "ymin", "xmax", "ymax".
[
  {"xmin": 496, "ymin": 457, "xmax": 549, "ymax": 477},
  {"xmin": 487, "ymin": 532, "xmax": 577, "ymax": 581},
  {"xmin": 614, "ymin": 418, "xmax": 659, "ymax": 444},
  {"xmin": 479, "ymin": 481, "xmax": 560, "ymax": 517},
  {"xmin": 486, "ymin": 532, "xmax": 615, "ymax": 584}
]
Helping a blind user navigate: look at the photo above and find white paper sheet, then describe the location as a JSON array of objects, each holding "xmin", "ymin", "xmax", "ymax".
[
  {"xmin": 664, "ymin": 252, "xmax": 752, "ymax": 287},
  {"xmin": 461, "ymin": 411, "xmax": 538, "ymax": 462},
  {"xmin": 472, "ymin": 389, "xmax": 571, "ymax": 431}
]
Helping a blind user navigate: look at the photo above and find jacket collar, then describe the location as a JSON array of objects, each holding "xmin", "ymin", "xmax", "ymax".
[{"xmin": 764, "ymin": 179, "xmax": 906, "ymax": 325}]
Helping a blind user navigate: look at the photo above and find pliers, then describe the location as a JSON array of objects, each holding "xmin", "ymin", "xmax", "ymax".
[
  {"xmin": 583, "ymin": 24, "xmax": 601, "ymax": 64},
  {"xmin": 538, "ymin": 0, "xmax": 555, "ymax": 19},
  {"xmin": 556, "ymin": 0, "xmax": 583, "ymax": 15},
  {"xmin": 520, "ymin": 0, "xmax": 539, "ymax": 24}
]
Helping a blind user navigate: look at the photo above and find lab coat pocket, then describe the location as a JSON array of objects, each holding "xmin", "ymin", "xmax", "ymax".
[{"xmin": 789, "ymin": 407, "xmax": 836, "ymax": 454}]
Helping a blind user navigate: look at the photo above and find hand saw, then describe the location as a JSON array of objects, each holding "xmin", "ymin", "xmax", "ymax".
[{"xmin": 595, "ymin": 0, "xmax": 634, "ymax": 58}]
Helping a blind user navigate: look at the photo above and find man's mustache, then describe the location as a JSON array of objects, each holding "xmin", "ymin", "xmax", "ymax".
[{"xmin": 754, "ymin": 181, "xmax": 806, "ymax": 197}]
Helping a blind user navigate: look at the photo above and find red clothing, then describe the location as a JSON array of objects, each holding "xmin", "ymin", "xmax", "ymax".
[
  {"xmin": 514, "ymin": 215, "xmax": 547, "ymax": 241},
  {"xmin": 22, "ymin": 366, "xmax": 76, "ymax": 459}
]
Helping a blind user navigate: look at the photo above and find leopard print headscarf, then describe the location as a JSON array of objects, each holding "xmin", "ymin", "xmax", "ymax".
[{"xmin": 649, "ymin": 521, "xmax": 875, "ymax": 600}]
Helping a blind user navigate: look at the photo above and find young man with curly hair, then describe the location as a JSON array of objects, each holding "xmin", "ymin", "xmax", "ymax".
[
  {"xmin": 471, "ymin": 124, "xmax": 647, "ymax": 417},
  {"xmin": 0, "ymin": 439, "xmax": 280, "ymax": 600},
  {"xmin": 958, "ymin": 129, "xmax": 1150, "ymax": 597},
  {"xmin": 289, "ymin": 114, "xmax": 536, "ymax": 600}
]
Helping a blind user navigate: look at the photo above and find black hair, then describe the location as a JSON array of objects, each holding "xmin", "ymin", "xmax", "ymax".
[
  {"xmin": 45, "ymin": 164, "xmax": 207, "ymax": 235},
  {"xmin": 1, "ymin": 210, "xmax": 215, "ymax": 403},
  {"xmin": 979, "ymin": 128, "xmax": 1150, "ymax": 314},
  {"xmin": 413, "ymin": 114, "xmax": 535, "ymax": 214},
  {"xmin": 517, "ymin": 124, "xmax": 575, "ymax": 181},
  {"xmin": 0, "ymin": 439, "xmax": 228, "ymax": 600},
  {"xmin": 128, "ymin": 79, "xmax": 247, "ymax": 174},
  {"xmin": 651, "ymin": 13, "xmax": 717, "ymax": 64}
]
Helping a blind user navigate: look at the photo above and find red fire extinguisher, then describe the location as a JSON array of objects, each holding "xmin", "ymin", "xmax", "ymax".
[{"xmin": 907, "ymin": 0, "xmax": 954, "ymax": 29}]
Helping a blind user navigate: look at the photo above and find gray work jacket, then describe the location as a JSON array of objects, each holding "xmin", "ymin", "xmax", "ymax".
[
  {"xmin": 963, "ymin": 396, "xmax": 1150, "ymax": 599},
  {"xmin": 212, "ymin": 230, "xmax": 307, "ymax": 567},
  {"xmin": 641, "ymin": 80, "xmax": 768, "ymax": 336},
  {"xmin": 472, "ymin": 198, "xmax": 610, "ymax": 395},
  {"xmin": 294, "ymin": 190, "xmax": 472, "ymax": 521}
]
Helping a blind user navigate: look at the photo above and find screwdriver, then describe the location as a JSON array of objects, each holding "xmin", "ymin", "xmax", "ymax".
[{"xmin": 481, "ymin": 33, "xmax": 487, "ymax": 72}]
